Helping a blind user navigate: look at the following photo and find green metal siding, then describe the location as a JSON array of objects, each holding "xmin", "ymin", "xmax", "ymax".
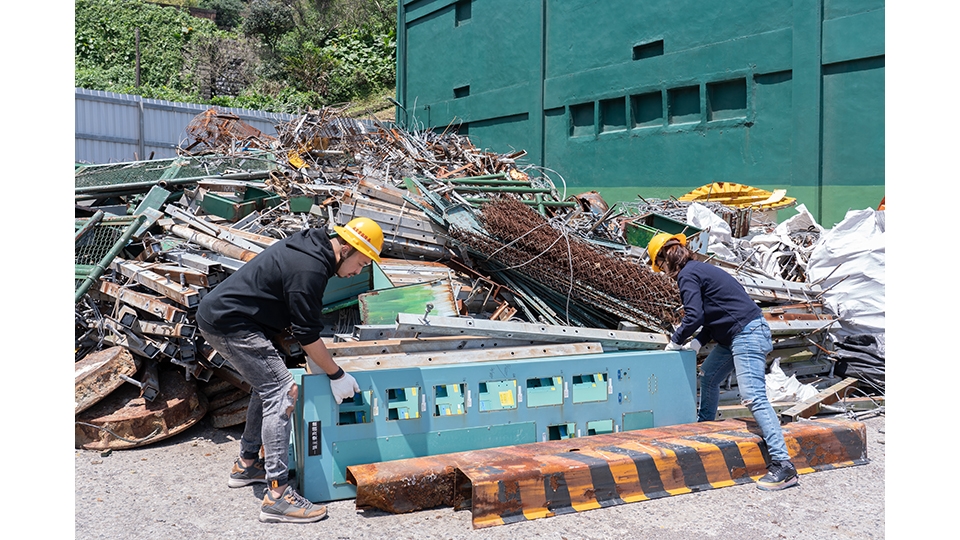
[{"xmin": 397, "ymin": 0, "xmax": 884, "ymax": 226}]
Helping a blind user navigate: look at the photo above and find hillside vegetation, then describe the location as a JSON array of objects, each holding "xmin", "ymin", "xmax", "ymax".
[{"xmin": 76, "ymin": 0, "xmax": 398, "ymax": 115}]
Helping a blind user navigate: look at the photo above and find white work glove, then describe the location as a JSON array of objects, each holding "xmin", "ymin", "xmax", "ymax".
[
  {"xmin": 683, "ymin": 339, "xmax": 702, "ymax": 355},
  {"xmin": 665, "ymin": 341, "xmax": 682, "ymax": 351},
  {"xmin": 329, "ymin": 371, "xmax": 360, "ymax": 404}
]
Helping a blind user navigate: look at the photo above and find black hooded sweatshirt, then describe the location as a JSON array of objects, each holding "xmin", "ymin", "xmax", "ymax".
[{"xmin": 196, "ymin": 227, "xmax": 337, "ymax": 346}]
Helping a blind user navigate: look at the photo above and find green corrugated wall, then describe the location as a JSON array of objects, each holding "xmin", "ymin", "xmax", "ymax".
[{"xmin": 397, "ymin": 0, "xmax": 884, "ymax": 227}]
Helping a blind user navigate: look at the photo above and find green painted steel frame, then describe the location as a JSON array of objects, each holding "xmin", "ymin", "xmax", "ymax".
[{"xmin": 291, "ymin": 348, "xmax": 697, "ymax": 502}]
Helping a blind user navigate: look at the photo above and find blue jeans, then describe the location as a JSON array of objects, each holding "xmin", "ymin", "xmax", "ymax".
[
  {"xmin": 696, "ymin": 317, "xmax": 790, "ymax": 462},
  {"xmin": 200, "ymin": 327, "xmax": 296, "ymax": 486}
]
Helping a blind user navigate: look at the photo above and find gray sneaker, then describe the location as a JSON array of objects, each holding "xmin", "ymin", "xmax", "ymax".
[
  {"xmin": 756, "ymin": 459, "xmax": 799, "ymax": 491},
  {"xmin": 228, "ymin": 458, "xmax": 266, "ymax": 488},
  {"xmin": 259, "ymin": 485, "xmax": 328, "ymax": 523}
]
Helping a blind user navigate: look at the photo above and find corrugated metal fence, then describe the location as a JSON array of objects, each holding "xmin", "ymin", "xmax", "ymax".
[{"xmin": 75, "ymin": 88, "xmax": 295, "ymax": 165}]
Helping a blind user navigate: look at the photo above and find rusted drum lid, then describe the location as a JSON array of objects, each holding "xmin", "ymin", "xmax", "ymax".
[{"xmin": 75, "ymin": 367, "xmax": 207, "ymax": 450}]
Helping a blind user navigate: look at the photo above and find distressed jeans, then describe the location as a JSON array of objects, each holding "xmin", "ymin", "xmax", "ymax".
[
  {"xmin": 696, "ymin": 316, "xmax": 790, "ymax": 462},
  {"xmin": 200, "ymin": 327, "xmax": 296, "ymax": 486}
]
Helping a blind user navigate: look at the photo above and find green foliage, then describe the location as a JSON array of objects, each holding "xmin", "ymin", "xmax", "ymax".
[
  {"xmin": 77, "ymin": 0, "xmax": 399, "ymax": 114},
  {"xmin": 242, "ymin": 0, "xmax": 296, "ymax": 52},
  {"xmin": 199, "ymin": 0, "xmax": 245, "ymax": 30},
  {"xmin": 76, "ymin": 0, "xmax": 222, "ymax": 92}
]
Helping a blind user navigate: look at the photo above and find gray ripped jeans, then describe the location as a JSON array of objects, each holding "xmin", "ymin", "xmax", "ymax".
[{"xmin": 200, "ymin": 327, "xmax": 296, "ymax": 487}]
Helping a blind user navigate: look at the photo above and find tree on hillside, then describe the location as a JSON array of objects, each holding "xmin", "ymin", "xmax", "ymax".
[
  {"xmin": 242, "ymin": 0, "xmax": 295, "ymax": 54},
  {"xmin": 199, "ymin": 0, "xmax": 246, "ymax": 30}
]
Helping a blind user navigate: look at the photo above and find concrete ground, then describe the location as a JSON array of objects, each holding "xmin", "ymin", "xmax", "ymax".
[{"xmin": 72, "ymin": 413, "xmax": 891, "ymax": 540}]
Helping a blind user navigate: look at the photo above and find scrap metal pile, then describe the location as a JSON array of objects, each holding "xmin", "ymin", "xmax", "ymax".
[{"xmin": 74, "ymin": 106, "xmax": 884, "ymax": 451}]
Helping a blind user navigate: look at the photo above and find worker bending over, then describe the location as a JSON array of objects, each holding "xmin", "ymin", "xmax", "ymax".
[
  {"xmin": 647, "ymin": 232, "xmax": 798, "ymax": 491},
  {"xmin": 196, "ymin": 217, "xmax": 384, "ymax": 522}
]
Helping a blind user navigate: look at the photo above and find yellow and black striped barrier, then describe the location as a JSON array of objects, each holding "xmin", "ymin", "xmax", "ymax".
[{"xmin": 347, "ymin": 417, "xmax": 867, "ymax": 529}]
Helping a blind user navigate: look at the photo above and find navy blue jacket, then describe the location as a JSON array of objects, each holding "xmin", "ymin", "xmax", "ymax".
[
  {"xmin": 196, "ymin": 228, "xmax": 337, "ymax": 346},
  {"xmin": 671, "ymin": 260, "xmax": 762, "ymax": 348}
]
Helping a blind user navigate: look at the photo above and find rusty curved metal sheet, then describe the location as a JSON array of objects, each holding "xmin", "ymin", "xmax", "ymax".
[
  {"xmin": 75, "ymin": 368, "xmax": 207, "ymax": 451},
  {"xmin": 347, "ymin": 417, "xmax": 867, "ymax": 529}
]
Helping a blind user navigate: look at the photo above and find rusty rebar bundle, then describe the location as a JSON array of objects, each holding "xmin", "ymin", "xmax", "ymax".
[{"xmin": 450, "ymin": 198, "xmax": 683, "ymax": 332}]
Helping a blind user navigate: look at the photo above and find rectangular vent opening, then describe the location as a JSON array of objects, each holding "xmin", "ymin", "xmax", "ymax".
[
  {"xmin": 569, "ymin": 102, "xmax": 595, "ymax": 137},
  {"xmin": 668, "ymin": 85, "xmax": 700, "ymax": 124},
  {"xmin": 633, "ymin": 40, "xmax": 664, "ymax": 60},
  {"xmin": 454, "ymin": 85, "xmax": 470, "ymax": 98},
  {"xmin": 600, "ymin": 98, "xmax": 626, "ymax": 133},
  {"xmin": 631, "ymin": 91, "xmax": 663, "ymax": 128},
  {"xmin": 708, "ymin": 78, "xmax": 747, "ymax": 121},
  {"xmin": 455, "ymin": 0, "xmax": 472, "ymax": 26}
]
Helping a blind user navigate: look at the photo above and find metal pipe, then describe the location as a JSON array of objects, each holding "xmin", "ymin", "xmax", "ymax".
[
  {"xmin": 74, "ymin": 171, "xmax": 274, "ymax": 195},
  {"xmin": 438, "ymin": 178, "xmax": 525, "ymax": 187},
  {"xmin": 462, "ymin": 197, "xmax": 575, "ymax": 207},
  {"xmin": 449, "ymin": 186, "xmax": 554, "ymax": 194},
  {"xmin": 75, "ymin": 210, "xmax": 105, "ymax": 243},
  {"xmin": 166, "ymin": 224, "xmax": 259, "ymax": 262}
]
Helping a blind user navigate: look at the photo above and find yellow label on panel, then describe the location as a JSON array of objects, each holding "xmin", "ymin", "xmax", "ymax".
[
  {"xmin": 499, "ymin": 390, "xmax": 515, "ymax": 407},
  {"xmin": 411, "ymin": 387, "xmax": 417, "ymax": 396}
]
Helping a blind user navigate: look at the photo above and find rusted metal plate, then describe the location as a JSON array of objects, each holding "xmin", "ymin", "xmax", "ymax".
[
  {"xmin": 348, "ymin": 457, "xmax": 461, "ymax": 514},
  {"xmin": 75, "ymin": 346, "xmax": 140, "ymax": 415},
  {"xmin": 206, "ymin": 387, "xmax": 250, "ymax": 410},
  {"xmin": 347, "ymin": 417, "xmax": 868, "ymax": 529},
  {"xmin": 209, "ymin": 395, "xmax": 249, "ymax": 428},
  {"xmin": 75, "ymin": 367, "xmax": 207, "ymax": 450},
  {"xmin": 200, "ymin": 377, "xmax": 235, "ymax": 397}
]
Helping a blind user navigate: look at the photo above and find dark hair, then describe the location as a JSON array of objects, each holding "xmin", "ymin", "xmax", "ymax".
[{"xmin": 659, "ymin": 242, "xmax": 693, "ymax": 279}]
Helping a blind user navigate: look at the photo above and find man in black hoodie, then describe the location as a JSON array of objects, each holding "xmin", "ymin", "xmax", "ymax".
[{"xmin": 196, "ymin": 217, "xmax": 384, "ymax": 523}]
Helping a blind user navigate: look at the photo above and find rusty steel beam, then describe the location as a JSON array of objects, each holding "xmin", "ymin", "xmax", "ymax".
[
  {"xmin": 138, "ymin": 319, "xmax": 197, "ymax": 340},
  {"xmin": 149, "ymin": 263, "xmax": 219, "ymax": 288},
  {"xmin": 110, "ymin": 259, "xmax": 203, "ymax": 309},
  {"xmin": 119, "ymin": 357, "xmax": 161, "ymax": 402},
  {"xmin": 98, "ymin": 281, "xmax": 188, "ymax": 323},
  {"xmin": 99, "ymin": 318, "xmax": 160, "ymax": 359},
  {"xmin": 347, "ymin": 417, "xmax": 867, "ymax": 529}
]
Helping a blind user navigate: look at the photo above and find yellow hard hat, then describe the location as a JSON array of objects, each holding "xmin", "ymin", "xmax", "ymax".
[
  {"xmin": 647, "ymin": 232, "xmax": 687, "ymax": 272},
  {"xmin": 334, "ymin": 217, "xmax": 383, "ymax": 263}
]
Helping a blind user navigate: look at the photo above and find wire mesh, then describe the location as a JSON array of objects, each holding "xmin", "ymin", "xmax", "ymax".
[
  {"xmin": 74, "ymin": 154, "xmax": 276, "ymax": 189},
  {"xmin": 75, "ymin": 220, "xmax": 136, "ymax": 288},
  {"xmin": 449, "ymin": 198, "xmax": 684, "ymax": 333}
]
